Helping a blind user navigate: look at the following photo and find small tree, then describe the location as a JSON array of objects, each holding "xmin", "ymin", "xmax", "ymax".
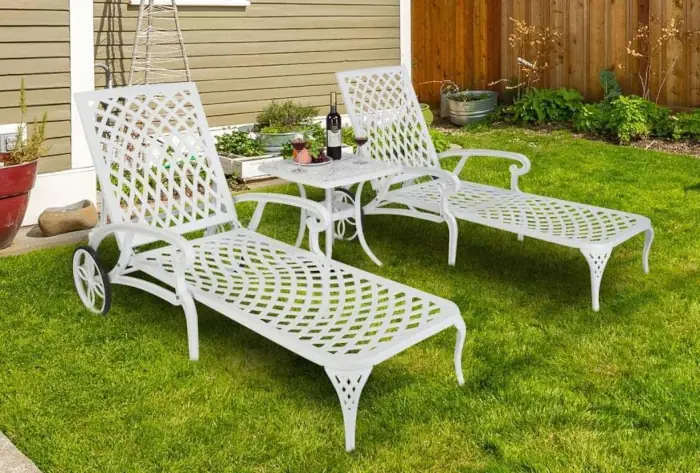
[
  {"xmin": 491, "ymin": 18, "xmax": 565, "ymax": 99},
  {"xmin": 626, "ymin": 17, "xmax": 700, "ymax": 104},
  {"xmin": 2, "ymin": 79, "xmax": 49, "ymax": 166}
]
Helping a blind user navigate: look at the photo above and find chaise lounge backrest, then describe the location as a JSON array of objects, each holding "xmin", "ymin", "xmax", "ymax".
[
  {"xmin": 75, "ymin": 82, "xmax": 236, "ymax": 241},
  {"xmin": 337, "ymin": 66, "xmax": 440, "ymax": 169}
]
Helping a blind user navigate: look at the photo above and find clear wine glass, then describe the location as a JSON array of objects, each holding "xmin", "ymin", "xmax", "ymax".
[
  {"xmin": 291, "ymin": 139, "xmax": 307, "ymax": 173},
  {"xmin": 354, "ymin": 132, "xmax": 369, "ymax": 165}
]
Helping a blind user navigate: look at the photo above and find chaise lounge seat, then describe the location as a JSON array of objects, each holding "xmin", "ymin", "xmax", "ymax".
[
  {"xmin": 73, "ymin": 82, "xmax": 465, "ymax": 452},
  {"xmin": 337, "ymin": 66, "xmax": 654, "ymax": 311}
]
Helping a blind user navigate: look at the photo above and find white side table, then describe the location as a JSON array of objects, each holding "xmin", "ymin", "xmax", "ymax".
[{"xmin": 259, "ymin": 154, "xmax": 402, "ymax": 265}]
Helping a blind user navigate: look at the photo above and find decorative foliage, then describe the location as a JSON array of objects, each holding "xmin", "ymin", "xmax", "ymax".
[
  {"xmin": 255, "ymin": 100, "xmax": 319, "ymax": 133},
  {"xmin": 215, "ymin": 129, "xmax": 266, "ymax": 157},
  {"xmin": 573, "ymin": 103, "xmax": 608, "ymax": 134},
  {"xmin": 2, "ymin": 79, "xmax": 49, "ymax": 166},
  {"xmin": 626, "ymin": 17, "xmax": 700, "ymax": 104},
  {"xmin": 606, "ymin": 96, "xmax": 653, "ymax": 144},
  {"xmin": 448, "ymin": 92, "xmax": 493, "ymax": 103},
  {"xmin": 429, "ymin": 129, "xmax": 451, "ymax": 153},
  {"xmin": 505, "ymin": 88, "xmax": 583, "ymax": 125}
]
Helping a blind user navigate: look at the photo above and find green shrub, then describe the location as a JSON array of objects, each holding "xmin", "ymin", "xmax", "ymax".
[
  {"xmin": 255, "ymin": 100, "xmax": 319, "ymax": 132},
  {"xmin": 511, "ymin": 88, "xmax": 583, "ymax": 124},
  {"xmin": 215, "ymin": 129, "xmax": 266, "ymax": 157},
  {"xmin": 672, "ymin": 111, "xmax": 700, "ymax": 141},
  {"xmin": 606, "ymin": 96, "xmax": 653, "ymax": 144},
  {"xmin": 573, "ymin": 103, "xmax": 609, "ymax": 134},
  {"xmin": 429, "ymin": 129, "xmax": 451, "ymax": 153}
]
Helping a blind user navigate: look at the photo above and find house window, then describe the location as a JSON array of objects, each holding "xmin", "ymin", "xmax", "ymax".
[{"xmin": 129, "ymin": 0, "xmax": 250, "ymax": 6}]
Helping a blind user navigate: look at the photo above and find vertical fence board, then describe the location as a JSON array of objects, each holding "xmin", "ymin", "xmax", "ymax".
[
  {"xmin": 589, "ymin": 0, "xmax": 607, "ymax": 99},
  {"xmin": 412, "ymin": 0, "xmax": 700, "ymax": 108}
]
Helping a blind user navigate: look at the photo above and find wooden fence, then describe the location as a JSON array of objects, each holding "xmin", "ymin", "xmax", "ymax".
[{"xmin": 412, "ymin": 0, "xmax": 700, "ymax": 108}]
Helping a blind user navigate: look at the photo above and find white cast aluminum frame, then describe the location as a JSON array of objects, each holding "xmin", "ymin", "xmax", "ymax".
[
  {"xmin": 74, "ymin": 82, "xmax": 466, "ymax": 451},
  {"xmin": 337, "ymin": 66, "xmax": 655, "ymax": 312}
]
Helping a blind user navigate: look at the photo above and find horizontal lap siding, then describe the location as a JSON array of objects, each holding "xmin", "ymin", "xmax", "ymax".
[
  {"xmin": 0, "ymin": 1, "xmax": 72, "ymax": 174},
  {"xmin": 94, "ymin": 0, "xmax": 401, "ymax": 126}
]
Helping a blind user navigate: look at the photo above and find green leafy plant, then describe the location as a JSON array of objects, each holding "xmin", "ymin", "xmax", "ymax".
[
  {"xmin": 511, "ymin": 88, "xmax": 583, "ymax": 125},
  {"xmin": 599, "ymin": 69, "xmax": 622, "ymax": 101},
  {"xmin": 2, "ymin": 79, "xmax": 49, "ymax": 166},
  {"xmin": 280, "ymin": 123, "xmax": 325, "ymax": 158},
  {"xmin": 255, "ymin": 100, "xmax": 319, "ymax": 133},
  {"xmin": 605, "ymin": 95, "xmax": 655, "ymax": 144},
  {"xmin": 573, "ymin": 103, "xmax": 609, "ymax": 134},
  {"xmin": 448, "ymin": 92, "xmax": 493, "ymax": 103},
  {"xmin": 429, "ymin": 129, "xmax": 451, "ymax": 153},
  {"xmin": 215, "ymin": 129, "xmax": 266, "ymax": 157},
  {"xmin": 671, "ymin": 111, "xmax": 700, "ymax": 141}
]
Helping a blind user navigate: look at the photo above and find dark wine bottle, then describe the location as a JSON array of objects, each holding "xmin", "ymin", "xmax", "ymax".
[{"xmin": 326, "ymin": 92, "xmax": 342, "ymax": 160}]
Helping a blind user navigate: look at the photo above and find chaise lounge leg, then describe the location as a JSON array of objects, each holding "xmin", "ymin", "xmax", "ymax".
[
  {"xmin": 643, "ymin": 227, "xmax": 655, "ymax": 274},
  {"xmin": 181, "ymin": 292, "xmax": 200, "ymax": 361},
  {"xmin": 325, "ymin": 367, "xmax": 372, "ymax": 452},
  {"xmin": 454, "ymin": 318, "xmax": 467, "ymax": 386},
  {"xmin": 446, "ymin": 214, "xmax": 458, "ymax": 266},
  {"xmin": 581, "ymin": 247, "xmax": 612, "ymax": 312}
]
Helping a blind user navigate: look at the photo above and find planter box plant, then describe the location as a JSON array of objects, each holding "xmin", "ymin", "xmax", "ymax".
[
  {"xmin": 0, "ymin": 80, "xmax": 48, "ymax": 249},
  {"xmin": 447, "ymin": 90, "xmax": 498, "ymax": 126},
  {"xmin": 215, "ymin": 127, "xmax": 281, "ymax": 180},
  {"xmin": 254, "ymin": 100, "xmax": 319, "ymax": 153}
]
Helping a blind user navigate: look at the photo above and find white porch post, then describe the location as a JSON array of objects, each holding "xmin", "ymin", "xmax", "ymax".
[
  {"xmin": 400, "ymin": 0, "xmax": 412, "ymax": 80},
  {"xmin": 22, "ymin": 0, "xmax": 96, "ymax": 225},
  {"xmin": 70, "ymin": 0, "xmax": 96, "ymax": 169}
]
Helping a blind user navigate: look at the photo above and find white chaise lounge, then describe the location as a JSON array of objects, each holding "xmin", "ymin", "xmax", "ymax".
[
  {"xmin": 73, "ymin": 83, "xmax": 466, "ymax": 452},
  {"xmin": 337, "ymin": 66, "xmax": 654, "ymax": 311}
]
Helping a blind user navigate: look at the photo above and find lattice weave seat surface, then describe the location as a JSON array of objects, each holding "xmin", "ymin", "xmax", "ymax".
[
  {"xmin": 338, "ymin": 65, "xmax": 654, "ymax": 312},
  {"xmin": 132, "ymin": 229, "xmax": 459, "ymax": 368},
  {"xmin": 387, "ymin": 180, "xmax": 650, "ymax": 248},
  {"xmin": 75, "ymin": 81, "xmax": 468, "ymax": 452}
]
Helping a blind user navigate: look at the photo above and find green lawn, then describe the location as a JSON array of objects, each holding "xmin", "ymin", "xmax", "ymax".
[{"xmin": 1, "ymin": 128, "xmax": 699, "ymax": 472}]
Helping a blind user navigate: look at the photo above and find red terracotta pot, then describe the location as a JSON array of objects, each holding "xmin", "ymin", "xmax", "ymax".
[{"xmin": 0, "ymin": 158, "xmax": 38, "ymax": 250}]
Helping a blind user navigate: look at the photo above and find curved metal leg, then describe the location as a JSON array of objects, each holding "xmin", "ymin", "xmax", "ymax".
[
  {"xmin": 325, "ymin": 366, "xmax": 372, "ymax": 452},
  {"xmin": 325, "ymin": 188, "xmax": 334, "ymax": 258},
  {"xmin": 294, "ymin": 183, "xmax": 307, "ymax": 248},
  {"xmin": 454, "ymin": 318, "xmax": 467, "ymax": 386},
  {"xmin": 517, "ymin": 234, "xmax": 525, "ymax": 242},
  {"xmin": 643, "ymin": 227, "xmax": 654, "ymax": 274},
  {"xmin": 581, "ymin": 247, "xmax": 613, "ymax": 312},
  {"xmin": 446, "ymin": 213, "xmax": 458, "ymax": 266},
  {"xmin": 181, "ymin": 291, "xmax": 199, "ymax": 361},
  {"xmin": 354, "ymin": 181, "xmax": 383, "ymax": 266}
]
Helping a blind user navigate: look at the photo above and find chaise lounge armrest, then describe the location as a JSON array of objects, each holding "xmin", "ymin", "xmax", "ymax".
[
  {"xmin": 234, "ymin": 193, "xmax": 331, "ymax": 255},
  {"xmin": 386, "ymin": 165, "xmax": 461, "ymax": 194},
  {"xmin": 89, "ymin": 223, "xmax": 196, "ymax": 267},
  {"xmin": 438, "ymin": 149, "xmax": 531, "ymax": 191}
]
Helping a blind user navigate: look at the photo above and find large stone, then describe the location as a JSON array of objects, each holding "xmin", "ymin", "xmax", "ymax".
[{"xmin": 38, "ymin": 200, "xmax": 98, "ymax": 237}]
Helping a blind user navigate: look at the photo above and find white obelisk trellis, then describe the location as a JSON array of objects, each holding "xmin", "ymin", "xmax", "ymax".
[{"xmin": 128, "ymin": 0, "xmax": 191, "ymax": 85}]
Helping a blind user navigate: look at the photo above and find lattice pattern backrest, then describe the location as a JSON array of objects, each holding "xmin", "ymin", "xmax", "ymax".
[
  {"xmin": 75, "ymin": 83, "xmax": 236, "ymax": 234},
  {"xmin": 337, "ymin": 66, "xmax": 439, "ymax": 169}
]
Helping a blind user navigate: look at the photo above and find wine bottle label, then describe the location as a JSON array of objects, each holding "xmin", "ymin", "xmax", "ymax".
[{"xmin": 327, "ymin": 130, "xmax": 342, "ymax": 148}]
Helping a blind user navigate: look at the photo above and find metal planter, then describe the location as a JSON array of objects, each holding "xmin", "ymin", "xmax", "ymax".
[{"xmin": 447, "ymin": 91, "xmax": 498, "ymax": 126}]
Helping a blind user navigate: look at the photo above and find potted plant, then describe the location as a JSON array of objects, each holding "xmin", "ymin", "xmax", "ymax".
[
  {"xmin": 447, "ymin": 90, "xmax": 498, "ymax": 126},
  {"xmin": 254, "ymin": 100, "xmax": 319, "ymax": 153},
  {"xmin": 0, "ymin": 80, "xmax": 48, "ymax": 250},
  {"xmin": 215, "ymin": 128, "xmax": 277, "ymax": 179}
]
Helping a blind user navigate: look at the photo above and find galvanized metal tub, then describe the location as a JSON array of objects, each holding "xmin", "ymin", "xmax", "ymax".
[{"xmin": 447, "ymin": 91, "xmax": 498, "ymax": 126}]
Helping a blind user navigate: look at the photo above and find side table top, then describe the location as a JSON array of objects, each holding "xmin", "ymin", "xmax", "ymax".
[{"xmin": 258, "ymin": 153, "xmax": 402, "ymax": 189}]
